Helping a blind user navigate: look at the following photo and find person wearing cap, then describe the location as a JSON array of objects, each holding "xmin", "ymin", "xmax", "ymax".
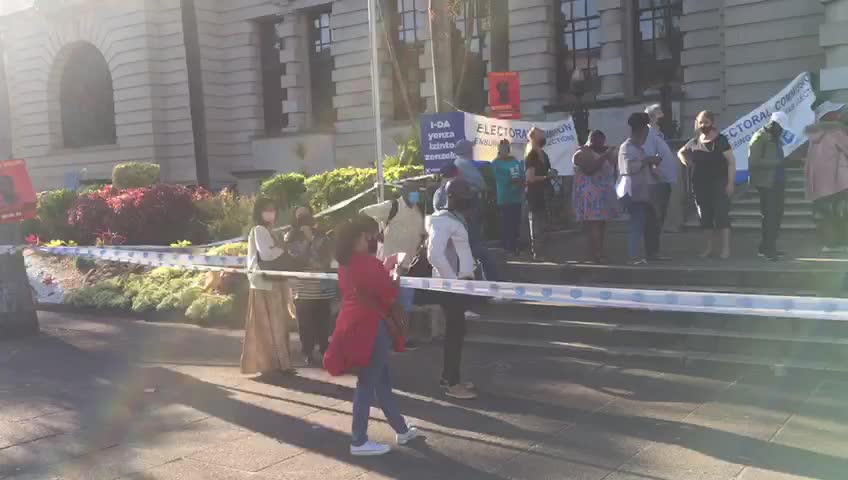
[
  {"xmin": 492, "ymin": 139, "xmax": 525, "ymax": 255},
  {"xmin": 426, "ymin": 178, "xmax": 477, "ymax": 400},
  {"xmin": 749, "ymin": 111, "xmax": 790, "ymax": 261},
  {"xmin": 805, "ymin": 101, "xmax": 848, "ymax": 253}
]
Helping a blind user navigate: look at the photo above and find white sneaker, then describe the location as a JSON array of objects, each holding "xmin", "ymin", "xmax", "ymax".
[
  {"xmin": 397, "ymin": 426, "xmax": 420, "ymax": 445},
  {"xmin": 350, "ymin": 440, "xmax": 391, "ymax": 456},
  {"xmin": 464, "ymin": 311, "xmax": 481, "ymax": 320}
]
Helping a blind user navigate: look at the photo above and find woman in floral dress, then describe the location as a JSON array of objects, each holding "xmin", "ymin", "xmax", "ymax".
[{"xmin": 572, "ymin": 130, "xmax": 619, "ymax": 263}]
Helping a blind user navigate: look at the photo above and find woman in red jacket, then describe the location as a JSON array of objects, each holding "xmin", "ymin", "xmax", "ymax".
[{"xmin": 323, "ymin": 216, "xmax": 418, "ymax": 457}]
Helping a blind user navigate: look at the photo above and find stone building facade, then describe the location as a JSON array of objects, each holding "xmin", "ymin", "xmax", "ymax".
[{"xmin": 1, "ymin": 0, "xmax": 847, "ymax": 191}]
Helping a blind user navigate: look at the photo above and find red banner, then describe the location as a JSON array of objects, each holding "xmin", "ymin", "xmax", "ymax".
[
  {"xmin": 0, "ymin": 160, "xmax": 36, "ymax": 225},
  {"xmin": 488, "ymin": 71, "xmax": 520, "ymax": 119}
]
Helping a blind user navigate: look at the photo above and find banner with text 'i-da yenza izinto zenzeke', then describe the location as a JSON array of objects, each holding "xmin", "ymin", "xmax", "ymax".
[{"xmin": 419, "ymin": 111, "xmax": 579, "ymax": 175}]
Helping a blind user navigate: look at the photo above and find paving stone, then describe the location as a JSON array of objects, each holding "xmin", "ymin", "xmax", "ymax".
[
  {"xmin": 259, "ymin": 451, "xmax": 366, "ymax": 480},
  {"xmin": 123, "ymin": 458, "xmax": 274, "ymax": 479},
  {"xmin": 603, "ymin": 442, "xmax": 746, "ymax": 480},
  {"xmin": 188, "ymin": 433, "xmax": 304, "ymax": 472},
  {"xmin": 0, "ymin": 421, "xmax": 57, "ymax": 450},
  {"xmin": 0, "ymin": 430, "xmax": 117, "ymax": 477},
  {"xmin": 31, "ymin": 445, "xmax": 173, "ymax": 480}
]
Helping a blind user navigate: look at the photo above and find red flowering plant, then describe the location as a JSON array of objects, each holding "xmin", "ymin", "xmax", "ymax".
[{"xmin": 69, "ymin": 184, "xmax": 211, "ymax": 245}]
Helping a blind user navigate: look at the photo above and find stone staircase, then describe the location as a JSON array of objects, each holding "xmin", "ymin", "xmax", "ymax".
[
  {"xmin": 687, "ymin": 167, "xmax": 814, "ymax": 231},
  {"xmin": 464, "ymin": 230, "xmax": 848, "ymax": 377}
]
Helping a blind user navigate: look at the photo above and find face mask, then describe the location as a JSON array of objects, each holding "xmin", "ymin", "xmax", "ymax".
[
  {"xmin": 407, "ymin": 191, "xmax": 420, "ymax": 205},
  {"xmin": 699, "ymin": 125, "xmax": 714, "ymax": 135},
  {"xmin": 591, "ymin": 145, "xmax": 606, "ymax": 154},
  {"xmin": 262, "ymin": 211, "xmax": 276, "ymax": 224}
]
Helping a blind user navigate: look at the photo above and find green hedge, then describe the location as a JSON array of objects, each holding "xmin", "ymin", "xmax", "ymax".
[
  {"xmin": 112, "ymin": 162, "xmax": 161, "ymax": 190},
  {"xmin": 259, "ymin": 173, "xmax": 307, "ymax": 208},
  {"xmin": 23, "ymin": 189, "xmax": 79, "ymax": 242},
  {"xmin": 305, "ymin": 165, "xmax": 424, "ymax": 212}
]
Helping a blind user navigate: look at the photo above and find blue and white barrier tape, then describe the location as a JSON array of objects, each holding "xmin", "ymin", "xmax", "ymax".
[{"xmin": 23, "ymin": 245, "xmax": 848, "ymax": 322}]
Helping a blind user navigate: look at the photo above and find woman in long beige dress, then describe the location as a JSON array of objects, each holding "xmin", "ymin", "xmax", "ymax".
[{"xmin": 242, "ymin": 197, "xmax": 294, "ymax": 376}]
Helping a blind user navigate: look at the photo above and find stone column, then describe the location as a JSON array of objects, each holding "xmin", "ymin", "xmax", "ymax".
[
  {"xmin": 596, "ymin": 0, "xmax": 627, "ymax": 99},
  {"xmin": 820, "ymin": 0, "xmax": 848, "ymax": 102},
  {"xmin": 507, "ymin": 0, "xmax": 556, "ymax": 116},
  {"xmin": 279, "ymin": 13, "xmax": 309, "ymax": 131}
]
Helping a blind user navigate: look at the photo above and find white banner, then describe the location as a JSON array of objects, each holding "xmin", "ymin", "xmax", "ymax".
[
  {"xmin": 464, "ymin": 114, "xmax": 580, "ymax": 175},
  {"xmin": 723, "ymin": 72, "xmax": 816, "ymax": 182}
]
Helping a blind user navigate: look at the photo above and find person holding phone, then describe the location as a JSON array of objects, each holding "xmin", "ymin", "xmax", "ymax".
[
  {"xmin": 572, "ymin": 130, "xmax": 618, "ymax": 263},
  {"xmin": 617, "ymin": 113, "xmax": 664, "ymax": 265}
]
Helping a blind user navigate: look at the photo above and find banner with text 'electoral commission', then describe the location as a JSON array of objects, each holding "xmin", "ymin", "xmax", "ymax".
[
  {"xmin": 723, "ymin": 72, "xmax": 816, "ymax": 183},
  {"xmin": 420, "ymin": 111, "xmax": 579, "ymax": 175}
]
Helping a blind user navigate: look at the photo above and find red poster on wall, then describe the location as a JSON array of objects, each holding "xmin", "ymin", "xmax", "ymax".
[
  {"xmin": 488, "ymin": 71, "xmax": 521, "ymax": 119},
  {"xmin": 0, "ymin": 160, "xmax": 37, "ymax": 225}
]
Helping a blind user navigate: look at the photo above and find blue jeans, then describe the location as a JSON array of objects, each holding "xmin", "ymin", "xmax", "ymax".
[
  {"xmin": 398, "ymin": 287, "xmax": 415, "ymax": 312},
  {"xmin": 351, "ymin": 321, "xmax": 408, "ymax": 446},
  {"xmin": 623, "ymin": 196, "xmax": 648, "ymax": 260},
  {"xmin": 499, "ymin": 203, "xmax": 522, "ymax": 253}
]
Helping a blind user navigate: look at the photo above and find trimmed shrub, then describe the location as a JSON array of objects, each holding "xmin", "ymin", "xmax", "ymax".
[
  {"xmin": 194, "ymin": 190, "xmax": 254, "ymax": 242},
  {"xmin": 186, "ymin": 293, "xmax": 234, "ymax": 323},
  {"xmin": 68, "ymin": 184, "xmax": 209, "ymax": 245},
  {"xmin": 207, "ymin": 242, "xmax": 248, "ymax": 257},
  {"xmin": 112, "ymin": 162, "xmax": 161, "ymax": 190},
  {"xmin": 259, "ymin": 173, "xmax": 307, "ymax": 208},
  {"xmin": 305, "ymin": 165, "xmax": 424, "ymax": 214}
]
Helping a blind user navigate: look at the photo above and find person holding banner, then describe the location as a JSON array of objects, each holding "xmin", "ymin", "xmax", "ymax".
[
  {"xmin": 805, "ymin": 101, "xmax": 848, "ymax": 253},
  {"xmin": 525, "ymin": 127, "xmax": 553, "ymax": 262},
  {"xmin": 749, "ymin": 112, "xmax": 790, "ymax": 261},
  {"xmin": 572, "ymin": 130, "xmax": 618, "ymax": 263},
  {"xmin": 678, "ymin": 111, "xmax": 736, "ymax": 260}
]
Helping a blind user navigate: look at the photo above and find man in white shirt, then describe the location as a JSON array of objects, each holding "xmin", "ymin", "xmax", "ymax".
[{"xmin": 643, "ymin": 104, "xmax": 679, "ymax": 260}]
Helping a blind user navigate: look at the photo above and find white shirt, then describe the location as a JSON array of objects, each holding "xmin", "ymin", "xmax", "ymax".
[
  {"xmin": 247, "ymin": 225, "xmax": 284, "ymax": 291},
  {"xmin": 643, "ymin": 126, "xmax": 677, "ymax": 184},
  {"xmin": 426, "ymin": 210, "xmax": 475, "ymax": 280},
  {"xmin": 360, "ymin": 199, "xmax": 426, "ymax": 270}
]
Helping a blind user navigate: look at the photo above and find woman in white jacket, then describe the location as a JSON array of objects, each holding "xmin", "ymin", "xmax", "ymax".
[{"xmin": 426, "ymin": 178, "xmax": 477, "ymax": 400}]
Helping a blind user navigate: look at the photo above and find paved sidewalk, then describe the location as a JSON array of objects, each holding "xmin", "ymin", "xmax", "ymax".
[{"xmin": 1, "ymin": 312, "xmax": 847, "ymax": 479}]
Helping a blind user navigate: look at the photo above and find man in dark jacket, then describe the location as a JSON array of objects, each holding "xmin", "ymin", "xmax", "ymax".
[{"xmin": 748, "ymin": 111, "xmax": 789, "ymax": 261}]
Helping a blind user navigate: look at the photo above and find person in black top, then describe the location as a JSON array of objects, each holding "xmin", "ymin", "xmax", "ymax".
[
  {"xmin": 678, "ymin": 110, "xmax": 737, "ymax": 259},
  {"xmin": 525, "ymin": 127, "xmax": 553, "ymax": 262}
]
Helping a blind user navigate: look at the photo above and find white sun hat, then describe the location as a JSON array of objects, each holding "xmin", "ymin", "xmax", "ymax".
[{"xmin": 815, "ymin": 100, "xmax": 846, "ymax": 121}]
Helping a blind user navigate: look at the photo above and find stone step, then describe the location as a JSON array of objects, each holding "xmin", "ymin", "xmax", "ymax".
[
  {"xmin": 467, "ymin": 314, "xmax": 848, "ymax": 364},
  {"xmin": 684, "ymin": 218, "xmax": 815, "ymax": 230},
  {"xmin": 730, "ymin": 208, "xmax": 812, "ymax": 219},
  {"xmin": 503, "ymin": 262, "xmax": 847, "ymax": 294},
  {"xmin": 735, "ymin": 197, "xmax": 812, "ymax": 207},
  {"xmin": 464, "ymin": 335, "xmax": 848, "ymax": 376}
]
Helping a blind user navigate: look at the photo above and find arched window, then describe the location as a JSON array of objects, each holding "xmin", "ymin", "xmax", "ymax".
[{"xmin": 59, "ymin": 43, "xmax": 116, "ymax": 148}]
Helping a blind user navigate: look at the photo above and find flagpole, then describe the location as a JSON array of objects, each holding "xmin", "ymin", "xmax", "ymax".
[{"xmin": 367, "ymin": 0, "xmax": 385, "ymax": 202}]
